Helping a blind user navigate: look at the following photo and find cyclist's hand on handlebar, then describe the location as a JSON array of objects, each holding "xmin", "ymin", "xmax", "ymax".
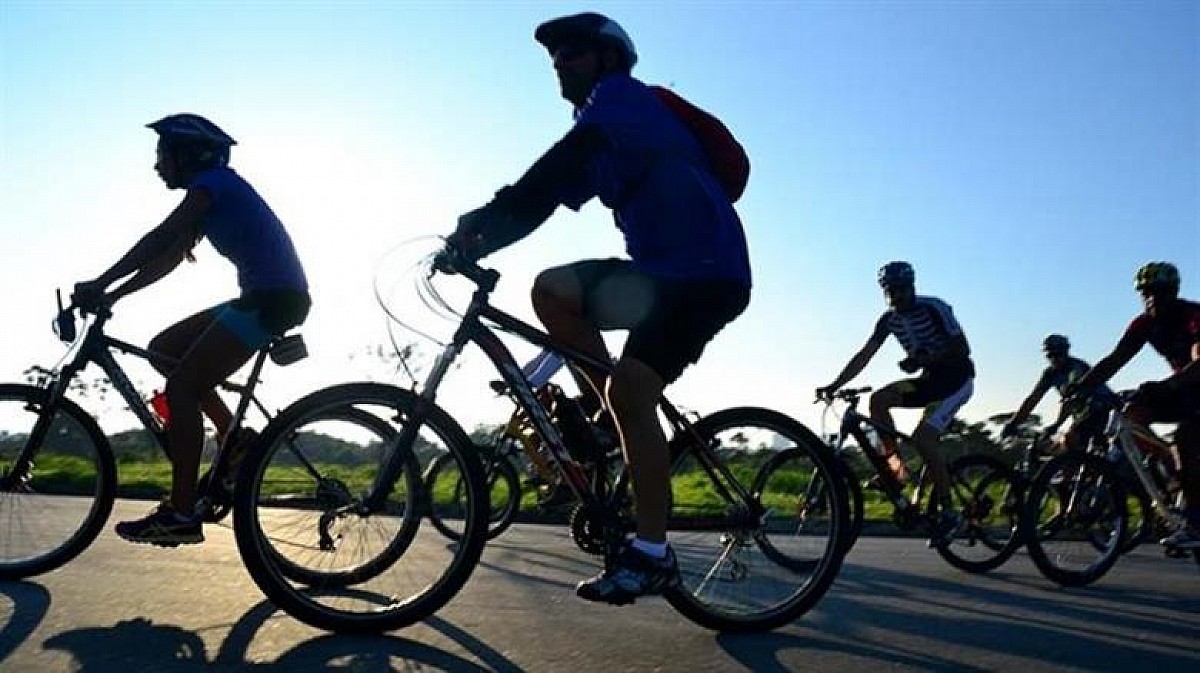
[
  {"xmin": 897, "ymin": 356, "xmax": 921, "ymax": 374},
  {"xmin": 815, "ymin": 384, "xmax": 838, "ymax": 402},
  {"xmin": 71, "ymin": 281, "xmax": 109, "ymax": 313}
]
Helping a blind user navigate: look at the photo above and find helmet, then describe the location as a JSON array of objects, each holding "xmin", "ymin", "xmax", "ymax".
[
  {"xmin": 534, "ymin": 12, "xmax": 637, "ymax": 71},
  {"xmin": 1042, "ymin": 334, "xmax": 1070, "ymax": 355},
  {"xmin": 1134, "ymin": 261, "xmax": 1180, "ymax": 295},
  {"xmin": 877, "ymin": 261, "xmax": 915, "ymax": 289},
  {"xmin": 147, "ymin": 113, "xmax": 236, "ymax": 170}
]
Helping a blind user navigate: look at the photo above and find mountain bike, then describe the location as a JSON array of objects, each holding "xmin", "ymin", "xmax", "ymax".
[
  {"xmin": 233, "ymin": 242, "xmax": 849, "ymax": 633},
  {"xmin": 1021, "ymin": 391, "xmax": 1196, "ymax": 587},
  {"xmin": 758, "ymin": 387, "xmax": 1022, "ymax": 573},
  {"xmin": 0, "ymin": 293, "xmax": 377, "ymax": 580}
]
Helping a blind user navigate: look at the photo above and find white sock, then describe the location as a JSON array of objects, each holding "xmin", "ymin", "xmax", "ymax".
[{"xmin": 631, "ymin": 537, "xmax": 668, "ymax": 559}]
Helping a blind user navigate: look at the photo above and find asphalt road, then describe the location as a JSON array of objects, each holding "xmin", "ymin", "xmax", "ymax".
[{"xmin": 1, "ymin": 499, "xmax": 1197, "ymax": 672}]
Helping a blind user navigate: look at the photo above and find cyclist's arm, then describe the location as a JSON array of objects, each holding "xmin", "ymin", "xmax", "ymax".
[
  {"xmin": 98, "ymin": 189, "xmax": 210, "ymax": 301},
  {"xmin": 1076, "ymin": 321, "xmax": 1146, "ymax": 389},
  {"xmin": 1010, "ymin": 371, "xmax": 1053, "ymax": 428},
  {"xmin": 826, "ymin": 321, "xmax": 888, "ymax": 389},
  {"xmin": 474, "ymin": 124, "xmax": 608, "ymax": 254}
]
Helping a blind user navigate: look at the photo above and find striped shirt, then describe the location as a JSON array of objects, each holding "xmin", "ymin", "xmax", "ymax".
[{"xmin": 872, "ymin": 295, "xmax": 975, "ymax": 377}]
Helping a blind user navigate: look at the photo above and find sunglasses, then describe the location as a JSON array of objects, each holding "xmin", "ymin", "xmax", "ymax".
[{"xmin": 553, "ymin": 43, "xmax": 593, "ymax": 62}]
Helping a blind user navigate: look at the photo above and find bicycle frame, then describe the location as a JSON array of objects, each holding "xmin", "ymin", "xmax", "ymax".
[
  {"xmin": 366, "ymin": 255, "xmax": 760, "ymax": 523},
  {"xmin": 1105, "ymin": 405, "xmax": 1187, "ymax": 530},
  {"xmin": 9, "ymin": 305, "xmax": 277, "ymax": 485},
  {"xmin": 826, "ymin": 392, "xmax": 935, "ymax": 516}
]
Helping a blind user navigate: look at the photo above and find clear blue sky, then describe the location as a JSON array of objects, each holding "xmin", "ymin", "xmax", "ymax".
[{"xmin": 1, "ymin": 2, "xmax": 1197, "ymax": 436}]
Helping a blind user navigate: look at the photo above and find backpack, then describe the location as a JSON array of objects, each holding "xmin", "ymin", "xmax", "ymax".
[{"xmin": 650, "ymin": 85, "xmax": 750, "ymax": 202}]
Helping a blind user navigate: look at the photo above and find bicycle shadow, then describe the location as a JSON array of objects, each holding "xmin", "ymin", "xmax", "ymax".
[
  {"xmin": 0, "ymin": 581, "xmax": 51, "ymax": 664},
  {"xmin": 716, "ymin": 561, "xmax": 1199, "ymax": 673},
  {"xmin": 42, "ymin": 598, "xmax": 521, "ymax": 672}
]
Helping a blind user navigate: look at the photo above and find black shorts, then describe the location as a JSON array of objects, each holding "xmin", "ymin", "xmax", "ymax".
[
  {"xmin": 891, "ymin": 368, "xmax": 974, "ymax": 432},
  {"xmin": 570, "ymin": 259, "xmax": 750, "ymax": 384},
  {"xmin": 232, "ymin": 288, "xmax": 312, "ymax": 336}
]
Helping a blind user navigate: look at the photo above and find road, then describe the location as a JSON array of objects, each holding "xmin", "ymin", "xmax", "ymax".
[{"xmin": 1, "ymin": 499, "xmax": 1197, "ymax": 672}]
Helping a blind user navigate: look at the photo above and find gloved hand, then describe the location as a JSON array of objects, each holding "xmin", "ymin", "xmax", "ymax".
[
  {"xmin": 446, "ymin": 205, "xmax": 496, "ymax": 262},
  {"xmin": 898, "ymin": 357, "xmax": 921, "ymax": 374},
  {"xmin": 71, "ymin": 280, "xmax": 109, "ymax": 312}
]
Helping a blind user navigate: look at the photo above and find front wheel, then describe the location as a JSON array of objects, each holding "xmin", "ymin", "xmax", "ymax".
[
  {"xmin": 665, "ymin": 407, "xmax": 848, "ymax": 632},
  {"xmin": 233, "ymin": 383, "xmax": 488, "ymax": 633},
  {"xmin": 0, "ymin": 384, "xmax": 117, "ymax": 580},
  {"xmin": 1022, "ymin": 451, "xmax": 1127, "ymax": 587}
]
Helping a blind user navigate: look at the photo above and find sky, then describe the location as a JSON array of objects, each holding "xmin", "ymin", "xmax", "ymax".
[{"xmin": 1, "ymin": 1, "xmax": 1197, "ymax": 438}]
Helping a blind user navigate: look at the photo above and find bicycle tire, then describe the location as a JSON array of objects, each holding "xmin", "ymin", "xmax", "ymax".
[
  {"xmin": 0, "ymin": 384, "xmax": 117, "ymax": 580},
  {"xmin": 425, "ymin": 448, "xmax": 520, "ymax": 542},
  {"xmin": 233, "ymin": 382, "xmax": 488, "ymax": 633},
  {"xmin": 664, "ymin": 407, "xmax": 847, "ymax": 632},
  {"xmin": 1022, "ymin": 451, "xmax": 1127, "ymax": 587},
  {"xmin": 754, "ymin": 449, "xmax": 863, "ymax": 558},
  {"xmin": 935, "ymin": 454, "xmax": 1024, "ymax": 574}
]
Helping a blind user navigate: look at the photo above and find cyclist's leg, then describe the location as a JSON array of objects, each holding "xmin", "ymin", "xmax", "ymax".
[
  {"xmin": 867, "ymin": 381, "xmax": 916, "ymax": 482},
  {"xmin": 149, "ymin": 308, "xmax": 238, "ymax": 439},
  {"xmin": 531, "ymin": 259, "xmax": 623, "ymax": 413},
  {"xmin": 913, "ymin": 377, "xmax": 974, "ymax": 508}
]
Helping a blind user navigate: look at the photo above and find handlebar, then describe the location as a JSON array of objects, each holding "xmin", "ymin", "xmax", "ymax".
[
  {"xmin": 815, "ymin": 386, "xmax": 873, "ymax": 404},
  {"xmin": 53, "ymin": 288, "xmax": 112, "ymax": 344},
  {"xmin": 431, "ymin": 242, "xmax": 501, "ymax": 293}
]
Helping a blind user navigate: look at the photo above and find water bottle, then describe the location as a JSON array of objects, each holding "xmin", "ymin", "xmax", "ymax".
[{"xmin": 150, "ymin": 390, "xmax": 171, "ymax": 428}]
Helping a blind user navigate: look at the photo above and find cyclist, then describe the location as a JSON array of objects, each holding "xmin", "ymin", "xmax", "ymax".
[
  {"xmin": 816, "ymin": 261, "xmax": 975, "ymax": 546},
  {"xmin": 447, "ymin": 12, "xmax": 751, "ymax": 604},
  {"xmin": 72, "ymin": 114, "xmax": 311, "ymax": 546},
  {"xmin": 1069, "ymin": 262, "xmax": 1200, "ymax": 550},
  {"xmin": 1001, "ymin": 334, "xmax": 1117, "ymax": 452}
]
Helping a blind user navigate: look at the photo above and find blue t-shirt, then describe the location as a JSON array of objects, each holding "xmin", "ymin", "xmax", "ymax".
[
  {"xmin": 189, "ymin": 167, "xmax": 308, "ymax": 293},
  {"xmin": 555, "ymin": 74, "xmax": 751, "ymax": 284}
]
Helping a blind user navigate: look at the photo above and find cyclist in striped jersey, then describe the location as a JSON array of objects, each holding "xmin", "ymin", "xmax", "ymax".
[{"xmin": 817, "ymin": 261, "xmax": 975, "ymax": 547}]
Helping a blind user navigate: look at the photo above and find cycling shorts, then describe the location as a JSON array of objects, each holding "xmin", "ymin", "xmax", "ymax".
[
  {"xmin": 569, "ymin": 258, "xmax": 749, "ymax": 384},
  {"xmin": 215, "ymin": 289, "xmax": 311, "ymax": 350},
  {"xmin": 892, "ymin": 373, "xmax": 974, "ymax": 433}
]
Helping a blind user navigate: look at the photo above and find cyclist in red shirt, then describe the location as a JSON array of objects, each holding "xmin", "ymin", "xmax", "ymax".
[{"xmin": 1071, "ymin": 262, "xmax": 1200, "ymax": 550}]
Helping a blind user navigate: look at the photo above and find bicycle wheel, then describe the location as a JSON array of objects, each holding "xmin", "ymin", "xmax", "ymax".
[
  {"xmin": 664, "ymin": 407, "xmax": 847, "ymax": 632},
  {"xmin": 935, "ymin": 454, "xmax": 1023, "ymax": 573},
  {"xmin": 0, "ymin": 384, "xmax": 117, "ymax": 580},
  {"xmin": 233, "ymin": 383, "xmax": 488, "ymax": 633},
  {"xmin": 1022, "ymin": 451, "xmax": 1127, "ymax": 587},
  {"xmin": 754, "ymin": 449, "xmax": 863, "ymax": 557},
  {"xmin": 425, "ymin": 445, "xmax": 520, "ymax": 542}
]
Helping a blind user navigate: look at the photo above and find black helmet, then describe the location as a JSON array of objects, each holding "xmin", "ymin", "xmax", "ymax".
[
  {"xmin": 877, "ymin": 261, "xmax": 915, "ymax": 289},
  {"xmin": 147, "ymin": 113, "xmax": 236, "ymax": 170},
  {"xmin": 1042, "ymin": 334, "xmax": 1070, "ymax": 355},
  {"xmin": 1133, "ymin": 261, "xmax": 1180, "ymax": 296},
  {"xmin": 534, "ymin": 12, "xmax": 637, "ymax": 71}
]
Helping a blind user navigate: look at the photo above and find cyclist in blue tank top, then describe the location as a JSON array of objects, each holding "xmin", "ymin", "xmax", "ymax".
[
  {"xmin": 447, "ymin": 13, "xmax": 751, "ymax": 605},
  {"xmin": 72, "ymin": 114, "xmax": 311, "ymax": 546},
  {"xmin": 1001, "ymin": 334, "xmax": 1117, "ymax": 453}
]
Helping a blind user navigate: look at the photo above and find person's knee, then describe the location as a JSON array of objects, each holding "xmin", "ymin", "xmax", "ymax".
[
  {"xmin": 532, "ymin": 267, "xmax": 581, "ymax": 318},
  {"xmin": 869, "ymin": 388, "xmax": 900, "ymax": 417}
]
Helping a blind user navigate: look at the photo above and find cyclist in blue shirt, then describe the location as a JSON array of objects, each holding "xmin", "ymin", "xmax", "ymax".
[
  {"xmin": 1001, "ymin": 334, "xmax": 1116, "ymax": 452},
  {"xmin": 448, "ymin": 13, "xmax": 751, "ymax": 605},
  {"xmin": 72, "ymin": 114, "xmax": 310, "ymax": 546}
]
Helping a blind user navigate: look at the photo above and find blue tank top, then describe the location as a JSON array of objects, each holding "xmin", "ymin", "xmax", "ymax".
[
  {"xmin": 556, "ymin": 75, "xmax": 751, "ymax": 284},
  {"xmin": 189, "ymin": 167, "xmax": 308, "ymax": 293}
]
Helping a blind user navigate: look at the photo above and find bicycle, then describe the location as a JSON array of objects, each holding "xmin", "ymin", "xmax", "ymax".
[
  {"xmin": 232, "ymin": 241, "xmax": 849, "ymax": 633},
  {"xmin": 0, "ymin": 292, "xmax": 381, "ymax": 580},
  {"xmin": 1021, "ymin": 390, "xmax": 1196, "ymax": 587},
  {"xmin": 757, "ymin": 386, "xmax": 1023, "ymax": 573},
  {"xmin": 425, "ymin": 378, "xmax": 616, "ymax": 542}
]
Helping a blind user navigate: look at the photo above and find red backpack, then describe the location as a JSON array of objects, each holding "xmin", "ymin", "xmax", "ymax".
[{"xmin": 650, "ymin": 85, "xmax": 750, "ymax": 202}]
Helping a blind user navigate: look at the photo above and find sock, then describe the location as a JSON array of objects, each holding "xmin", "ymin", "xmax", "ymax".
[{"xmin": 631, "ymin": 537, "xmax": 668, "ymax": 559}]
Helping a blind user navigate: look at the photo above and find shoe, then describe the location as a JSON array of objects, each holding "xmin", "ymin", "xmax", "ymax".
[
  {"xmin": 927, "ymin": 509, "xmax": 965, "ymax": 548},
  {"xmin": 576, "ymin": 543, "xmax": 680, "ymax": 605},
  {"xmin": 115, "ymin": 502, "xmax": 203, "ymax": 546},
  {"xmin": 1160, "ymin": 525, "xmax": 1200, "ymax": 551}
]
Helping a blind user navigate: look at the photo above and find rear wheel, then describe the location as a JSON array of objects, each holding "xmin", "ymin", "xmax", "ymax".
[
  {"xmin": 233, "ymin": 383, "xmax": 488, "ymax": 633},
  {"xmin": 425, "ymin": 445, "xmax": 520, "ymax": 542},
  {"xmin": 0, "ymin": 384, "xmax": 116, "ymax": 580},
  {"xmin": 665, "ymin": 407, "xmax": 847, "ymax": 632}
]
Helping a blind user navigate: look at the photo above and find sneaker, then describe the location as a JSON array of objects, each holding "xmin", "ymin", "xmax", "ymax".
[
  {"xmin": 927, "ymin": 509, "xmax": 965, "ymax": 548},
  {"xmin": 1160, "ymin": 525, "xmax": 1200, "ymax": 551},
  {"xmin": 115, "ymin": 503, "xmax": 203, "ymax": 546},
  {"xmin": 576, "ymin": 543, "xmax": 680, "ymax": 605}
]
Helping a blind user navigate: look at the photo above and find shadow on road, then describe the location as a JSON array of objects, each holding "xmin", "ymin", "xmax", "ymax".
[
  {"xmin": 42, "ymin": 598, "xmax": 521, "ymax": 672},
  {"xmin": 715, "ymin": 560, "xmax": 1198, "ymax": 673},
  {"xmin": 0, "ymin": 581, "xmax": 51, "ymax": 665}
]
